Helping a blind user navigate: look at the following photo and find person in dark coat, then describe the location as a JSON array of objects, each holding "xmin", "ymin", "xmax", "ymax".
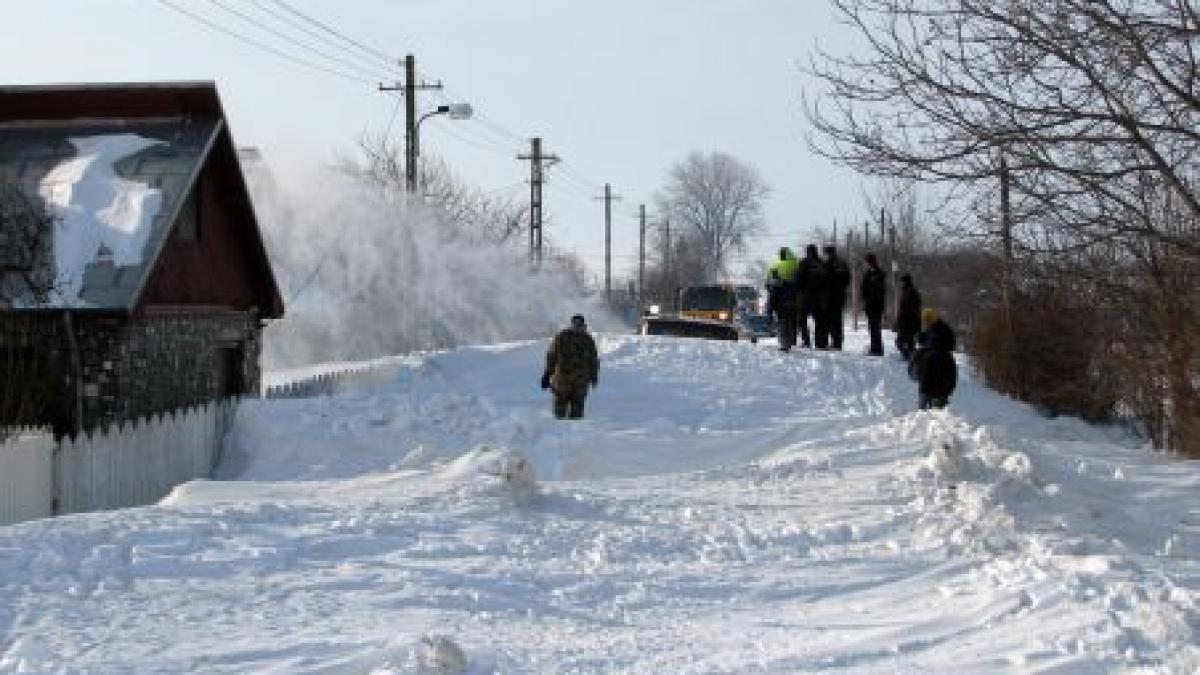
[
  {"xmin": 821, "ymin": 245, "xmax": 852, "ymax": 350},
  {"xmin": 765, "ymin": 247, "xmax": 800, "ymax": 351},
  {"xmin": 860, "ymin": 253, "xmax": 887, "ymax": 356},
  {"xmin": 893, "ymin": 273, "xmax": 922, "ymax": 361},
  {"xmin": 911, "ymin": 308, "xmax": 956, "ymax": 410},
  {"xmin": 796, "ymin": 244, "xmax": 824, "ymax": 349},
  {"xmin": 541, "ymin": 314, "xmax": 599, "ymax": 419}
]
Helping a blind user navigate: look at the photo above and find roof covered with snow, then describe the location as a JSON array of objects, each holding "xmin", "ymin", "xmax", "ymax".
[{"xmin": 0, "ymin": 82, "xmax": 282, "ymax": 316}]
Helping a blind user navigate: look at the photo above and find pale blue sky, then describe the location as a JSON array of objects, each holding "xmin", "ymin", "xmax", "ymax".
[{"xmin": 2, "ymin": 0, "xmax": 863, "ymax": 282}]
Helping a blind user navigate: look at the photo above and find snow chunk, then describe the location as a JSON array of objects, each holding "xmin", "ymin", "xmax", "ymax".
[{"xmin": 38, "ymin": 134, "xmax": 165, "ymax": 305}]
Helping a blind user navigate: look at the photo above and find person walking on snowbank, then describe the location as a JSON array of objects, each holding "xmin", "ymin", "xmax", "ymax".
[
  {"xmin": 765, "ymin": 247, "xmax": 800, "ymax": 351},
  {"xmin": 894, "ymin": 274, "xmax": 922, "ymax": 361},
  {"xmin": 541, "ymin": 314, "xmax": 599, "ymax": 419},
  {"xmin": 861, "ymin": 253, "xmax": 887, "ymax": 356},
  {"xmin": 912, "ymin": 308, "xmax": 956, "ymax": 410},
  {"xmin": 821, "ymin": 245, "xmax": 852, "ymax": 350}
]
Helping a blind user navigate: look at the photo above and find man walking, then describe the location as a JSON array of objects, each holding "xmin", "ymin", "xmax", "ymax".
[
  {"xmin": 796, "ymin": 244, "xmax": 825, "ymax": 349},
  {"xmin": 861, "ymin": 253, "xmax": 887, "ymax": 356},
  {"xmin": 894, "ymin": 273, "xmax": 922, "ymax": 361},
  {"xmin": 541, "ymin": 314, "xmax": 599, "ymax": 419},
  {"xmin": 821, "ymin": 245, "xmax": 852, "ymax": 350},
  {"xmin": 765, "ymin": 247, "xmax": 800, "ymax": 351}
]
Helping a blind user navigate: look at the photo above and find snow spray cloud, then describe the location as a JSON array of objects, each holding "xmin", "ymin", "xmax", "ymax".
[{"xmin": 244, "ymin": 160, "xmax": 622, "ymax": 369}]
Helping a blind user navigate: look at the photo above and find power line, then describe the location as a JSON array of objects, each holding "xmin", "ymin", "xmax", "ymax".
[
  {"xmin": 247, "ymin": 0, "xmax": 398, "ymax": 76},
  {"xmin": 157, "ymin": 0, "xmax": 375, "ymax": 85},
  {"xmin": 207, "ymin": 0, "xmax": 395, "ymax": 81},
  {"xmin": 266, "ymin": 0, "xmax": 395, "ymax": 65}
]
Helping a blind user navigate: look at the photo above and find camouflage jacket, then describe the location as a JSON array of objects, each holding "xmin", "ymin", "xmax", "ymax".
[{"xmin": 544, "ymin": 327, "xmax": 599, "ymax": 391}]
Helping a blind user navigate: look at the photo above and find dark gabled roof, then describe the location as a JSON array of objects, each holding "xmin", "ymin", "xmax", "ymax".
[{"xmin": 0, "ymin": 82, "xmax": 283, "ymax": 318}]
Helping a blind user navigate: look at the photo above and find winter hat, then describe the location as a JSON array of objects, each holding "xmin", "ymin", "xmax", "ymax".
[
  {"xmin": 806, "ymin": 244, "xmax": 819, "ymax": 258},
  {"xmin": 921, "ymin": 308, "xmax": 939, "ymax": 325},
  {"xmin": 571, "ymin": 314, "xmax": 586, "ymax": 328}
]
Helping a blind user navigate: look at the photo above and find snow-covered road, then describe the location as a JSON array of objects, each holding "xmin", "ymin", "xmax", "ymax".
[{"xmin": 2, "ymin": 330, "xmax": 1198, "ymax": 672}]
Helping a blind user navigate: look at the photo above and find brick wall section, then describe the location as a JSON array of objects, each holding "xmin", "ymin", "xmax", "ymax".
[{"xmin": 0, "ymin": 311, "xmax": 261, "ymax": 433}]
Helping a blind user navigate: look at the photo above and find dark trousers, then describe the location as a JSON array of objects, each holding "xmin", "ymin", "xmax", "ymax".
[
  {"xmin": 866, "ymin": 310, "xmax": 884, "ymax": 356},
  {"xmin": 798, "ymin": 302, "xmax": 818, "ymax": 348},
  {"xmin": 895, "ymin": 330, "xmax": 916, "ymax": 361},
  {"xmin": 553, "ymin": 388, "xmax": 587, "ymax": 419},
  {"xmin": 776, "ymin": 307, "xmax": 797, "ymax": 350},
  {"xmin": 826, "ymin": 301, "xmax": 846, "ymax": 350}
]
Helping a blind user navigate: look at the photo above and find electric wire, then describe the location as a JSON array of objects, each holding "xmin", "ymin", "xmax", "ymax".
[
  {"xmin": 247, "ymin": 0, "xmax": 399, "ymax": 76},
  {"xmin": 157, "ymin": 0, "xmax": 376, "ymax": 85},
  {"xmin": 265, "ymin": 0, "xmax": 395, "ymax": 65},
  {"xmin": 207, "ymin": 0, "xmax": 396, "ymax": 82}
]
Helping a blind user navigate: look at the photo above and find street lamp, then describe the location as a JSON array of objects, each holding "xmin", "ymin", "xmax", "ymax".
[{"xmin": 415, "ymin": 103, "xmax": 473, "ymax": 165}]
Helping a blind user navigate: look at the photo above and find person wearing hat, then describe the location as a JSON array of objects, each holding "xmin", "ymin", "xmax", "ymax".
[
  {"xmin": 860, "ymin": 253, "xmax": 887, "ymax": 356},
  {"xmin": 796, "ymin": 244, "xmax": 825, "ymax": 349},
  {"xmin": 911, "ymin": 308, "xmax": 957, "ymax": 409},
  {"xmin": 765, "ymin": 247, "xmax": 800, "ymax": 351},
  {"xmin": 821, "ymin": 245, "xmax": 852, "ymax": 349},
  {"xmin": 541, "ymin": 314, "xmax": 600, "ymax": 419},
  {"xmin": 893, "ymin": 273, "xmax": 922, "ymax": 361}
]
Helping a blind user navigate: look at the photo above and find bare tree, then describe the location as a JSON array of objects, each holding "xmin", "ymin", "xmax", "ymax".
[
  {"xmin": 0, "ymin": 183, "xmax": 64, "ymax": 434},
  {"xmin": 654, "ymin": 152, "xmax": 770, "ymax": 279},
  {"xmin": 335, "ymin": 131, "xmax": 531, "ymax": 245},
  {"xmin": 807, "ymin": 0, "xmax": 1200, "ymax": 454},
  {"xmin": 806, "ymin": 0, "xmax": 1200, "ymax": 258}
]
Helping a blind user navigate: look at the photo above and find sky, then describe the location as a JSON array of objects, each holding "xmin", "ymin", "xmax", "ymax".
[{"xmin": 1, "ymin": 0, "xmax": 864, "ymax": 285}]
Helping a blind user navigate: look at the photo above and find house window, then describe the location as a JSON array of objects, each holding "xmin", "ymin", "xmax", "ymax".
[{"xmin": 177, "ymin": 189, "xmax": 200, "ymax": 241}]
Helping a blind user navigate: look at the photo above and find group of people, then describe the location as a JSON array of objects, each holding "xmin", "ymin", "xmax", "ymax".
[
  {"xmin": 765, "ymin": 246, "xmax": 957, "ymax": 409},
  {"xmin": 764, "ymin": 245, "xmax": 853, "ymax": 351},
  {"xmin": 536, "ymin": 263, "xmax": 959, "ymax": 421}
]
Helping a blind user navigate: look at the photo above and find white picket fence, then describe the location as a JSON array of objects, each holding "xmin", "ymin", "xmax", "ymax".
[
  {"xmin": 263, "ymin": 363, "xmax": 400, "ymax": 399},
  {"xmin": 0, "ymin": 430, "xmax": 54, "ymax": 527},
  {"xmin": 0, "ymin": 399, "xmax": 237, "ymax": 527}
]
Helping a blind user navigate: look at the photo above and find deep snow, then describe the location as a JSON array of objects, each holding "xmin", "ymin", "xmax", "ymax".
[
  {"xmin": 37, "ymin": 134, "xmax": 164, "ymax": 306},
  {"xmin": 1, "ymin": 328, "xmax": 1198, "ymax": 673}
]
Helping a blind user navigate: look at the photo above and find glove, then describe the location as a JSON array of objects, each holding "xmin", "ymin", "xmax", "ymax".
[{"xmin": 540, "ymin": 373, "xmax": 550, "ymax": 390}]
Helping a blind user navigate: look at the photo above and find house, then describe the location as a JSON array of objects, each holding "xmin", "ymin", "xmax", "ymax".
[{"xmin": 0, "ymin": 82, "xmax": 283, "ymax": 436}]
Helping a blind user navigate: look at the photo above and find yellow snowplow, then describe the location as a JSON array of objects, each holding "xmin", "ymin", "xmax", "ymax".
[{"xmin": 679, "ymin": 285, "xmax": 738, "ymax": 323}]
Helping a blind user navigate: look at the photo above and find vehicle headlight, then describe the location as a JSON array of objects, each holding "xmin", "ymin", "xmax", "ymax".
[{"xmin": 718, "ymin": 311, "xmax": 729, "ymax": 321}]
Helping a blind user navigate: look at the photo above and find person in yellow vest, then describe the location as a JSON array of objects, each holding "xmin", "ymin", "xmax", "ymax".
[{"xmin": 765, "ymin": 247, "xmax": 800, "ymax": 351}]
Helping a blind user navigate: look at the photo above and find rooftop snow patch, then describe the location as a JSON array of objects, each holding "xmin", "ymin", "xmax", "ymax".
[{"xmin": 37, "ymin": 133, "xmax": 164, "ymax": 306}]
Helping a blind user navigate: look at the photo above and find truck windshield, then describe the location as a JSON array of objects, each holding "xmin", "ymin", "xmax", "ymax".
[{"xmin": 681, "ymin": 286, "xmax": 735, "ymax": 311}]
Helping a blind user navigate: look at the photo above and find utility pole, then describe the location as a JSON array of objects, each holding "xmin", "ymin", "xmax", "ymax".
[
  {"xmin": 518, "ymin": 137, "xmax": 559, "ymax": 265},
  {"xmin": 379, "ymin": 53, "xmax": 443, "ymax": 195},
  {"xmin": 594, "ymin": 183, "xmax": 622, "ymax": 303},
  {"xmin": 638, "ymin": 204, "xmax": 647, "ymax": 310},
  {"xmin": 889, "ymin": 224, "xmax": 899, "ymax": 325},
  {"xmin": 662, "ymin": 217, "xmax": 673, "ymax": 312}
]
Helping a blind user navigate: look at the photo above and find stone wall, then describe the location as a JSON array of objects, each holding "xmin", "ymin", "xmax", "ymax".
[{"xmin": 0, "ymin": 311, "xmax": 261, "ymax": 434}]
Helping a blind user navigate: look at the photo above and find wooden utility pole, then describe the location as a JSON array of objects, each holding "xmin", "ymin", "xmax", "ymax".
[
  {"xmin": 848, "ymin": 231, "xmax": 858, "ymax": 331},
  {"xmin": 638, "ymin": 204, "xmax": 647, "ymax": 310},
  {"xmin": 518, "ymin": 137, "xmax": 559, "ymax": 265},
  {"xmin": 595, "ymin": 184, "xmax": 621, "ymax": 303},
  {"xmin": 379, "ymin": 53, "xmax": 442, "ymax": 195},
  {"xmin": 663, "ymin": 217, "xmax": 673, "ymax": 312},
  {"xmin": 889, "ymin": 224, "xmax": 899, "ymax": 324}
]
